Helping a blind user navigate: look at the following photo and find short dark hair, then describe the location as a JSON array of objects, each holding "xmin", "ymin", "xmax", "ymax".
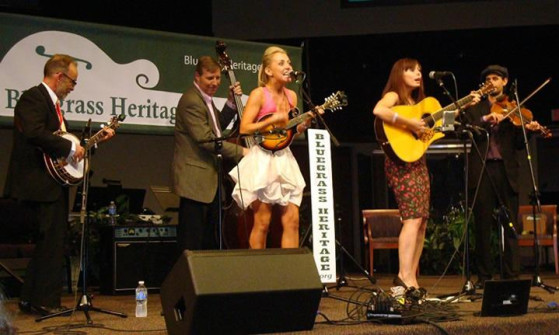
[{"xmin": 195, "ymin": 56, "xmax": 221, "ymax": 75}]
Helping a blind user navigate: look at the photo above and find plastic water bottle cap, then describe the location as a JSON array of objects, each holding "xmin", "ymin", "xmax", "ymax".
[{"xmin": 139, "ymin": 281, "xmax": 144, "ymax": 285}]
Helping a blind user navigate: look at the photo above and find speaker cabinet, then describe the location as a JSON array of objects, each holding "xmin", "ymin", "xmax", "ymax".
[
  {"xmin": 100, "ymin": 225, "xmax": 177, "ymax": 294},
  {"xmin": 160, "ymin": 248, "xmax": 323, "ymax": 335}
]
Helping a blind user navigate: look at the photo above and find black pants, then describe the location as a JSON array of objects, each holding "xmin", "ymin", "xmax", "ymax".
[
  {"xmin": 20, "ymin": 194, "xmax": 68, "ymax": 307},
  {"xmin": 472, "ymin": 161, "xmax": 520, "ymax": 280},
  {"xmin": 177, "ymin": 192, "xmax": 220, "ymax": 255}
]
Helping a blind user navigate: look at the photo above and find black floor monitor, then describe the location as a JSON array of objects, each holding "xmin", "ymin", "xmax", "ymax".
[{"xmin": 480, "ymin": 279, "xmax": 531, "ymax": 317}]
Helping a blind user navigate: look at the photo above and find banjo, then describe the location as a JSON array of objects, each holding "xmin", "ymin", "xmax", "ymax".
[{"xmin": 43, "ymin": 114, "xmax": 125, "ymax": 186}]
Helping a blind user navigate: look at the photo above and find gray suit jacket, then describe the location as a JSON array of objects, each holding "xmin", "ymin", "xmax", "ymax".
[{"xmin": 171, "ymin": 85, "xmax": 243, "ymax": 203}]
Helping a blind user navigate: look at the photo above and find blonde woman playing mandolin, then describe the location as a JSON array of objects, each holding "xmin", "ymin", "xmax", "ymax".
[{"xmin": 229, "ymin": 46, "xmax": 309, "ymax": 249}]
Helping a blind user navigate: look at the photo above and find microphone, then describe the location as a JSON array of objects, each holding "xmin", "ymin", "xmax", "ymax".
[
  {"xmin": 428, "ymin": 71, "xmax": 453, "ymax": 80},
  {"xmin": 464, "ymin": 124, "xmax": 484, "ymax": 136},
  {"xmin": 289, "ymin": 70, "xmax": 305, "ymax": 78},
  {"xmin": 454, "ymin": 121, "xmax": 484, "ymax": 136},
  {"xmin": 508, "ymin": 79, "xmax": 517, "ymax": 96},
  {"xmin": 289, "ymin": 70, "xmax": 306, "ymax": 83}
]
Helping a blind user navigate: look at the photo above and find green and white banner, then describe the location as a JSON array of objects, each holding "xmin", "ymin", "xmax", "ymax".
[
  {"xmin": 308, "ymin": 129, "xmax": 337, "ymax": 283},
  {"xmin": 0, "ymin": 13, "xmax": 302, "ymax": 134}
]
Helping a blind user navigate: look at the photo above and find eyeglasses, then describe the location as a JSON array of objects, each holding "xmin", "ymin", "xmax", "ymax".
[{"xmin": 60, "ymin": 72, "xmax": 77, "ymax": 86}]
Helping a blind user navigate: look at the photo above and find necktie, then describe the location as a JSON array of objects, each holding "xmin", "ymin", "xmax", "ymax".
[{"xmin": 55, "ymin": 101, "xmax": 66, "ymax": 132}]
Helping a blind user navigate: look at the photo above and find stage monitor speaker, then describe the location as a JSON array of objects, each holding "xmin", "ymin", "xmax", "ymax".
[{"xmin": 160, "ymin": 248, "xmax": 323, "ymax": 335}]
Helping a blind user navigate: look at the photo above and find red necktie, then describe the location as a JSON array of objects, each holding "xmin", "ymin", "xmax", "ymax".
[{"xmin": 55, "ymin": 101, "xmax": 66, "ymax": 131}]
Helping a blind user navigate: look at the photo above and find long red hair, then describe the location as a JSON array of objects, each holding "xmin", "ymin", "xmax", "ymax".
[{"xmin": 382, "ymin": 58, "xmax": 425, "ymax": 105}]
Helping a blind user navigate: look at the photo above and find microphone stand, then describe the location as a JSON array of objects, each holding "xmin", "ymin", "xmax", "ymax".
[
  {"xmin": 511, "ymin": 80, "xmax": 558, "ymax": 293},
  {"xmin": 298, "ymin": 81, "xmax": 340, "ymax": 147},
  {"xmin": 435, "ymin": 78, "xmax": 516, "ymax": 300},
  {"xmin": 434, "ymin": 78, "xmax": 479, "ymax": 297},
  {"xmin": 37, "ymin": 122, "xmax": 127, "ymax": 323}
]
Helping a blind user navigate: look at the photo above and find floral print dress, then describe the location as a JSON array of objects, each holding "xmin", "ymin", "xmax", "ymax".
[{"xmin": 385, "ymin": 155, "xmax": 430, "ymax": 220}]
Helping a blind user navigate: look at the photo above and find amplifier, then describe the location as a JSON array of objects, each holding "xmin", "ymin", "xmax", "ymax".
[
  {"xmin": 100, "ymin": 225, "xmax": 178, "ymax": 295},
  {"xmin": 113, "ymin": 225, "xmax": 177, "ymax": 240}
]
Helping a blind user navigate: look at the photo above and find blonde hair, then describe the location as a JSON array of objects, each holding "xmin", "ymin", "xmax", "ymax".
[{"xmin": 257, "ymin": 46, "xmax": 288, "ymax": 87}]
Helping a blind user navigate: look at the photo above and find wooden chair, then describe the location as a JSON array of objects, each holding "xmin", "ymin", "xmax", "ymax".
[
  {"xmin": 517, "ymin": 204, "xmax": 558, "ymax": 274},
  {"xmin": 362, "ymin": 209, "xmax": 402, "ymax": 274}
]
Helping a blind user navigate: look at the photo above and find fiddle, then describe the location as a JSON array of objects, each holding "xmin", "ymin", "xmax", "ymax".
[{"xmin": 490, "ymin": 94, "xmax": 551, "ymax": 138}]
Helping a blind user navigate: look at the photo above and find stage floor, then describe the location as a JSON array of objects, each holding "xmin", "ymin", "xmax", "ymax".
[{"xmin": 3, "ymin": 273, "xmax": 559, "ymax": 334}]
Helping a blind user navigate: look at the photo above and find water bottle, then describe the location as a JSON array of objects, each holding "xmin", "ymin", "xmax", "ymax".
[
  {"xmin": 108, "ymin": 201, "xmax": 117, "ymax": 225},
  {"xmin": 135, "ymin": 281, "xmax": 148, "ymax": 317}
]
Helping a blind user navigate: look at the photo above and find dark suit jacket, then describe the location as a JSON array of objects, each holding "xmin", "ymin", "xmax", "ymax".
[
  {"xmin": 4, "ymin": 84, "xmax": 72, "ymax": 202},
  {"xmin": 466, "ymin": 99, "xmax": 525, "ymax": 193},
  {"xmin": 171, "ymin": 85, "xmax": 243, "ymax": 203}
]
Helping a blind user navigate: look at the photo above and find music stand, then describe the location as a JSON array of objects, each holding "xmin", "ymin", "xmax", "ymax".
[{"xmin": 36, "ymin": 126, "xmax": 127, "ymax": 323}]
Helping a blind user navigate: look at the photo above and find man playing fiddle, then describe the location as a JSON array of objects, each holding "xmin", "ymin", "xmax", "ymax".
[{"xmin": 465, "ymin": 65, "xmax": 543, "ymax": 289}]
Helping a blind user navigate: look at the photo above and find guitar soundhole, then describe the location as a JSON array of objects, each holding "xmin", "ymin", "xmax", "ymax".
[
  {"xmin": 422, "ymin": 113, "xmax": 436, "ymax": 128},
  {"xmin": 289, "ymin": 107, "xmax": 300, "ymax": 118}
]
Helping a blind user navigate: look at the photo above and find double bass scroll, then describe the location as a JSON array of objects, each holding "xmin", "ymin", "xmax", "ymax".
[{"xmin": 216, "ymin": 41, "xmax": 256, "ymax": 148}]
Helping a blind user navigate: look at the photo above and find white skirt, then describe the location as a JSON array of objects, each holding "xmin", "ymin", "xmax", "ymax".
[{"xmin": 229, "ymin": 145, "xmax": 306, "ymax": 209}]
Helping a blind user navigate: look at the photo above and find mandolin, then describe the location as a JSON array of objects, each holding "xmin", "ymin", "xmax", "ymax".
[{"xmin": 257, "ymin": 91, "xmax": 347, "ymax": 152}]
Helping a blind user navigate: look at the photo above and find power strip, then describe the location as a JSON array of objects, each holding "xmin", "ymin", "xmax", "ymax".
[{"xmin": 366, "ymin": 293, "xmax": 418, "ymax": 325}]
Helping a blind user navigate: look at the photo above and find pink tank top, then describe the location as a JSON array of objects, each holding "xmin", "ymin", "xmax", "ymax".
[{"xmin": 256, "ymin": 87, "xmax": 294, "ymax": 120}]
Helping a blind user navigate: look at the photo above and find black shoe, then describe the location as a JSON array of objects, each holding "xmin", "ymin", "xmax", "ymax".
[
  {"xmin": 18, "ymin": 301, "xmax": 33, "ymax": 314},
  {"xmin": 417, "ymin": 287, "xmax": 428, "ymax": 299},
  {"xmin": 393, "ymin": 276, "xmax": 408, "ymax": 289}
]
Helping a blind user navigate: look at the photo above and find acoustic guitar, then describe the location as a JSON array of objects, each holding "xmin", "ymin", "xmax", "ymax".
[
  {"xmin": 374, "ymin": 83, "xmax": 494, "ymax": 163},
  {"xmin": 44, "ymin": 114, "xmax": 125, "ymax": 186},
  {"xmin": 257, "ymin": 91, "xmax": 347, "ymax": 152}
]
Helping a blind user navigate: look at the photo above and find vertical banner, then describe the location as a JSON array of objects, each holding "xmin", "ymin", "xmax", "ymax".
[{"xmin": 308, "ymin": 129, "xmax": 336, "ymax": 283}]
